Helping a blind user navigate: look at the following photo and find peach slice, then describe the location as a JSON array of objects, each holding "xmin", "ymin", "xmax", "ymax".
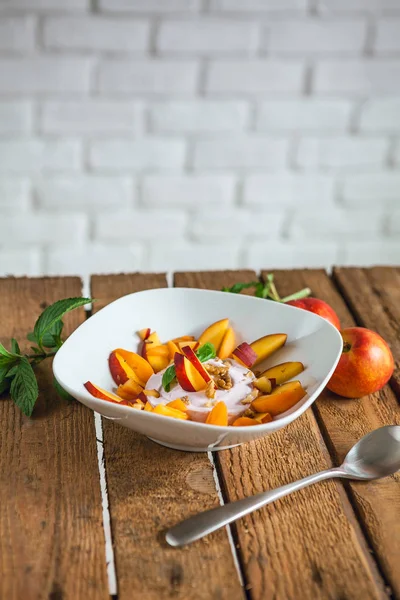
[
  {"xmin": 172, "ymin": 335, "xmax": 195, "ymax": 343},
  {"xmin": 198, "ymin": 318, "xmax": 229, "ymax": 353},
  {"xmin": 232, "ymin": 342, "xmax": 257, "ymax": 368},
  {"xmin": 181, "ymin": 345, "xmax": 211, "ymax": 383},
  {"xmin": 138, "ymin": 328, "xmax": 151, "ymax": 341},
  {"xmin": 141, "ymin": 331, "xmax": 162, "ymax": 359},
  {"xmin": 253, "ymin": 412, "xmax": 273, "ymax": 424},
  {"xmin": 146, "ymin": 344, "xmax": 169, "ymax": 358},
  {"xmin": 144, "ymin": 402, "xmax": 153, "ymax": 412},
  {"xmin": 153, "ymin": 404, "xmax": 188, "ymax": 420},
  {"xmin": 232, "ymin": 416, "xmax": 259, "ymax": 427},
  {"xmin": 250, "ymin": 333, "xmax": 287, "ymax": 366},
  {"xmin": 109, "ymin": 351, "xmax": 145, "ymax": 387},
  {"xmin": 137, "ymin": 389, "xmax": 160, "ymax": 403},
  {"xmin": 253, "ymin": 376, "xmax": 272, "ymax": 394},
  {"xmin": 116, "ymin": 378, "xmax": 143, "ymax": 401},
  {"xmin": 178, "ymin": 340, "xmax": 199, "ymax": 352},
  {"xmin": 84, "ymin": 381, "xmax": 122, "ymax": 404},
  {"xmin": 251, "ymin": 380, "xmax": 306, "ymax": 416},
  {"xmin": 260, "ymin": 361, "xmax": 304, "ymax": 385},
  {"xmin": 167, "ymin": 340, "xmax": 180, "ymax": 360},
  {"xmin": 146, "ymin": 354, "xmax": 170, "ymax": 373},
  {"xmin": 174, "ymin": 353, "xmax": 207, "ymax": 392},
  {"xmin": 166, "ymin": 399, "xmax": 189, "ymax": 412},
  {"xmin": 218, "ymin": 326, "xmax": 235, "ymax": 359},
  {"xmin": 111, "ymin": 348, "xmax": 153, "ymax": 384},
  {"xmin": 205, "ymin": 401, "xmax": 228, "ymax": 426}
]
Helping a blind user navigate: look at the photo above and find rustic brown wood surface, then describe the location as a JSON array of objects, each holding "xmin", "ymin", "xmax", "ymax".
[
  {"xmin": 0, "ymin": 277, "xmax": 109, "ymax": 600},
  {"xmin": 175, "ymin": 270, "xmax": 385, "ymax": 600},
  {"xmin": 272, "ymin": 269, "xmax": 400, "ymax": 598},
  {"xmin": 91, "ymin": 273, "xmax": 244, "ymax": 600}
]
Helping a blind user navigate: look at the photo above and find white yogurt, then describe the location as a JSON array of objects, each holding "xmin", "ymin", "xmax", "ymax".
[{"xmin": 145, "ymin": 358, "xmax": 255, "ymax": 422}]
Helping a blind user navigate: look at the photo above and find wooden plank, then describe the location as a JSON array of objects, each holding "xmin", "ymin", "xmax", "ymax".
[
  {"xmin": 0, "ymin": 277, "xmax": 109, "ymax": 600},
  {"xmin": 270, "ymin": 268, "xmax": 400, "ymax": 598},
  {"xmin": 91, "ymin": 273, "xmax": 244, "ymax": 600},
  {"xmin": 175, "ymin": 270, "xmax": 384, "ymax": 600},
  {"xmin": 333, "ymin": 266, "xmax": 400, "ymax": 396}
]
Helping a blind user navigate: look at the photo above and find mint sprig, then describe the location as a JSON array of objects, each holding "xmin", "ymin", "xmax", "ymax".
[
  {"xmin": 162, "ymin": 342, "xmax": 217, "ymax": 392},
  {"xmin": 0, "ymin": 296, "xmax": 92, "ymax": 416},
  {"xmin": 222, "ymin": 273, "xmax": 311, "ymax": 303}
]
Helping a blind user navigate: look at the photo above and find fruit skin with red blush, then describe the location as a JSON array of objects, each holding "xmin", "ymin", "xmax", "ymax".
[
  {"xmin": 327, "ymin": 327, "xmax": 394, "ymax": 398},
  {"xmin": 287, "ymin": 297, "xmax": 341, "ymax": 330}
]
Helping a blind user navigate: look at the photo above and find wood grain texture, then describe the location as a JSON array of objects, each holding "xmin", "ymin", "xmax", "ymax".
[
  {"xmin": 0, "ymin": 277, "xmax": 108, "ymax": 600},
  {"xmin": 174, "ymin": 270, "xmax": 384, "ymax": 600},
  {"xmin": 91, "ymin": 273, "xmax": 244, "ymax": 600},
  {"xmin": 271, "ymin": 268, "xmax": 400, "ymax": 597}
]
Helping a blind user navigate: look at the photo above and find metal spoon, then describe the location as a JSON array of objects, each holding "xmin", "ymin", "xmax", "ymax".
[{"xmin": 166, "ymin": 425, "xmax": 400, "ymax": 547}]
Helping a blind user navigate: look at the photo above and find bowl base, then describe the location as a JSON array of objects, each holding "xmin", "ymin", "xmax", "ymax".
[{"xmin": 147, "ymin": 436, "xmax": 240, "ymax": 453}]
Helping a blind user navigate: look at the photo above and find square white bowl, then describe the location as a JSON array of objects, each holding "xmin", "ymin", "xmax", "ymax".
[{"xmin": 53, "ymin": 288, "xmax": 342, "ymax": 452}]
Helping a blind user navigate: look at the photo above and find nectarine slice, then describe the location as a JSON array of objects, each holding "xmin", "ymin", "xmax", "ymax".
[
  {"xmin": 144, "ymin": 402, "xmax": 153, "ymax": 412},
  {"xmin": 251, "ymin": 380, "xmax": 306, "ymax": 416},
  {"xmin": 172, "ymin": 335, "xmax": 195, "ymax": 343},
  {"xmin": 146, "ymin": 353, "xmax": 170, "ymax": 373},
  {"xmin": 178, "ymin": 340, "xmax": 199, "ymax": 352},
  {"xmin": 116, "ymin": 378, "xmax": 143, "ymax": 401},
  {"xmin": 113, "ymin": 348, "xmax": 153, "ymax": 383},
  {"xmin": 253, "ymin": 412, "xmax": 272, "ymax": 424},
  {"xmin": 250, "ymin": 333, "xmax": 287, "ymax": 366},
  {"xmin": 218, "ymin": 326, "xmax": 235, "ymax": 359},
  {"xmin": 232, "ymin": 342, "xmax": 257, "ymax": 368},
  {"xmin": 232, "ymin": 416, "xmax": 259, "ymax": 427},
  {"xmin": 138, "ymin": 328, "xmax": 151, "ymax": 341},
  {"xmin": 198, "ymin": 318, "xmax": 229, "ymax": 353},
  {"xmin": 166, "ymin": 399, "xmax": 189, "ymax": 412},
  {"xmin": 109, "ymin": 351, "xmax": 145, "ymax": 387},
  {"xmin": 253, "ymin": 376, "xmax": 272, "ymax": 394},
  {"xmin": 153, "ymin": 404, "xmax": 188, "ymax": 420},
  {"xmin": 205, "ymin": 401, "xmax": 228, "ymax": 426},
  {"xmin": 174, "ymin": 353, "xmax": 207, "ymax": 392},
  {"xmin": 260, "ymin": 361, "xmax": 304, "ymax": 385},
  {"xmin": 146, "ymin": 344, "xmax": 169, "ymax": 357},
  {"xmin": 181, "ymin": 345, "xmax": 211, "ymax": 383},
  {"xmin": 84, "ymin": 381, "xmax": 122, "ymax": 404}
]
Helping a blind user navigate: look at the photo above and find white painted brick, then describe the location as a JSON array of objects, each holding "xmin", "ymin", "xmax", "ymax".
[
  {"xmin": 210, "ymin": 0, "xmax": 307, "ymax": 10},
  {"xmin": 244, "ymin": 242, "xmax": 339, "ymax": 270},
  {"xmin": 243, "ymin": 173, "xmax": 335, "ymax": 206},
  {"xmin": 359, "ymin": 98, "xmax": 400, "ymax": 132},
  {"xmin": 190, "ymin": 209, "xmax": 285, "ymax": 240},
  {"xmin": 0, "ymin": 179, "xmax": 30, "ymax": 211},
  {"xmin": 0, "ymin": 17, "xmax": 35, "ymax": 52},
  {"xmin": 0, "ymin": 214, "xmax": 88, "ymax": 245},
  {"xmin": 314, "ymin": 60, "xmax": 400, "ymax": 94},
  {"xmin": 95, "ymin": 210, "xmax": 186, "ymax": 240},
  {"xmin": 98, "ymin": 0, "xmax": 199, "ymax": 12},
  {"xmin": 0, "ymin": 0, "xmax": 88, "ymax": 10},
  {"xmin": 149, "ymin": 242, "xmax": 240, "ymax": 270},
  {"xmin": 387, "ymin": 212, "xmax": 400, "ymax": 235},
  {"xmin": 36, "ymin": 176, "xmax": 134, "ymax": 211},
  {"xmin": 149, "ymin": 101, "xmax": 248, "ymax": 133},
  {"xmin": 296, "ymin": 137, "xmax": 387, "ymax": 169},
  {"xmin": 46, "ymin": 243, "xmax": 144, "ymax": 277},
  {"xmin": 98, "ymin": 60, "xmax": 198, "ymax": 94},
  {"xmin": 0, "ymin": 101, "xmax": 32, "ymax": 134},
  {"xmin": 256, "ymin": 100, "xmax": 351, "ymax": 132},
  {"xmin": 157, "ymin": 19, "xmax": 259, "ymax": 55},
  {"xmin": 375, "ymin": 19, "xmax": 400, "ymax": 53},
  {"xmin": 394, "ymin": 141, "xmax": 400, "ymax": 164},
  {"xmin": 342, "ymin": 172, "xmax": 400, "ymax": 206},
  {"xmin": 317, "ymin": 0, "xmax": 400, "ymax": 12},
  {"xmin": 142, "ymin": 174, "xmax": 236, "ymax": 207},
  {"xmin": 40, "ymin": 101, "xmax": 141, "ymax": 134},
  {"xmin": 289, "ymin": 209, "xmax": 384, "ymax": 239},
  {"xmin": 43, "ymin": 17, "xmax": 149, "ymax": 53},
  {"xmin": 0, "ymin": 249, "xmax": 41, "ymax": 277},
  {"xmin": 193, "ymin": 137, "xmax": 288, "ymax": 169},
  {"xmin": 0, "ymin": 58, "xmax": 92, "ymax": 94},
  {"xmin": 89, "ymin": 139, "xmax": 185, "ymax": 171},
  {"xmin": 206, "ymin": 60, "xmax": 304, "ymax": 94},
  {"xmin": 266, "ymin": 19, "xmax": 366, "ymax": 55},
  {"xmin": 0, "ymin": 140, "xmax": 81, "ymax": 173},
  {"xmin": 341, "ymin": 242, "xmax": 400, "ymax": 266}
]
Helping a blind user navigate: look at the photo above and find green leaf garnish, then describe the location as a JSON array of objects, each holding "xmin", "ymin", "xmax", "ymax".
[
  {"xmin": 10, "ymin": 358, "xmax": 39, "ymax": 417},
  {"xmin": 11, "ymin": 338, "xmax": 21, "ymax": 355},
  {"xmin": 222, "ymin": 273, "xmax": 311, "ymax": 304},
  {"xmin": 33, "ymin": 297, "xmax": 91, "ymax": 350},
  {"xmin": 161, "ymin": 343, "xmax": 217, "ymax": 391},
  {"xmin": 162, "ymin": 365, "xmax": 176, "ymax": 393}
]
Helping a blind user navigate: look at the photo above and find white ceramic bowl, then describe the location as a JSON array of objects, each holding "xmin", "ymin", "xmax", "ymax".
[{"xmin": 53, "ymin": 288, "xmax": 342, "ymax": 452}]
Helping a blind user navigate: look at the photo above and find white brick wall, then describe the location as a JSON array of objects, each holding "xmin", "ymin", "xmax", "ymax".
[{"xmin": 0, "ymin": 3, "xmax": 398, "ymax": 278}]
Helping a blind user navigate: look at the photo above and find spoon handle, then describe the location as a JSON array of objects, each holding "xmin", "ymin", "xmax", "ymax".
[{"xmin": 166, "ymin": 467, "xmax": 343, "ymax": 547}]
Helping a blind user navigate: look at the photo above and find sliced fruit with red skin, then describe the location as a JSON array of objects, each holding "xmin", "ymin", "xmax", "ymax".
[
  {"xmin": 116, "ymin": 378, "xmax": 143, "ymax": 401},
  {"xmin": 205, "ymin": 401, "xmax": 228, "ymax": 426},
  {"xmin": 146, "ymin": 353, "xmax": 170, "ymax": 373},
  {"xmin": 166, "ymin": 399, "xmax": 189, "ymax": 412},
  {"xmin": 153, "ymin": 404, "xmax": 188, "ymax": 420},
  {"xmin": 172, "ymin": 335, "xmax": 195, "ymax": 343},
  {"xmin": 178, "ymin": 340, "xmax": 199, "ymax": 352},
  {"xmin": 174, "ymin": 353, "xmax": 207, "ymax": 392},
  {"xmin": 181, "ymin": 345, "xmax": 211, "ymax": 383},
  {"xmin": 144, "ymin": 402, "xmax": 153, "ymax": 412},
  {"xmin": 112, "ymin": 348, "xmax": 153, "ymax": 384},
  {"xmin": 84, "ymin": 381, "xmax": 123, "ymax": 404},
  {"xmin": 218, "ymin": 326, "xmax": 235, "ymax": 359},
  {"xmin": 109, "ymin": 351, "xmax": 145, "ymax": 387},
  {"xmin": 141, "ymin": 331, "xmax": 162, "ymax": 359},
  {"xmin": 138, "ymin": 328, "xmax": 151, "ymax": 341},
  {"xmin": 145, "ymin": 344, "xmax": 169, "ymax": 357},
  {"xmin": 137, "ymin": 389, "xmax": 160, "ymax": 404},
  {"xmin": 232, "ymin": 416, "xmax": 259, "ymax": 427},
  {"xmin": 167, "ymin": 340, "xmax": 180, "ymax": 361},
  {"xmin": 251, "ymin": 380, "xmax": 306, "ymax": 416},
  {"xmin": 253, "ymin": 376, "xmax": 272, "ymax": 394},
  {"xmin": 250, "ymin": 333, "xmax": 287, "ymax": 366},
  {"xmin": 198, "ymin": 318, "xmax": 229, "ymax": 353},
  {"xmin": 232, "ymin": 342, "xmax": 258, "ymax": 368},
  {"xmin": 260, "ymin": 361, "xmax": 304, "ymax": 386},
  {"xmin": 253, "ymin": 412, "xmax": 273, "ymax": 424}
]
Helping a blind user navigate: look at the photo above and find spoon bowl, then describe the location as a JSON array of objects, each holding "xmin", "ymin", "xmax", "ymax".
[{"xmin": 342, "ymin": 425, "xmax": 400, "ymax": 480}]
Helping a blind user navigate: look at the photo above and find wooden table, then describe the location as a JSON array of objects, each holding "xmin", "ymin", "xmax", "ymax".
[{"xmin": 1, "ymin": 268, "xmax": 399, "ymax": 600}]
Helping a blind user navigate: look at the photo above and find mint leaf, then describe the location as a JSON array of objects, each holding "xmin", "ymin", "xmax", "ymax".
[
  {"xmin": 27, "ymin": 332, "xmax": 38, "ymax": 344},
  {"xmin": 11, "ymin": 338, "xmax": 21, "ymax": 355},
  {"xmin": 10, "ymin": 357, "xmax": 39, "ymax": 417},
  {"xmin": 33, "ymin": 297, "xmax": 91, "ymax": 349},
  {"xmin": 0, "ymin": 378, "xmax": 10, "ymax": 395},
  {"xmin": 42, "ymin": 320, "xmax": 64, "ymax": 349},
  {"xmin": 162, "ymin": 365, "xmax": 176, "ymax": 393},
  {"xmin": 222, "ymin": 281, "xmax": 258, "ymax": 294},
  {"xmin": 195, "ymin": 343, "xmax": 216, "ymax": 363},
  {"xmin": 53, "ymin": 377, "xmax": 73, "ymax": 402},
  {"xmin": 0, "ymin": 342, "xmax": 19, "ymax": 361}
]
